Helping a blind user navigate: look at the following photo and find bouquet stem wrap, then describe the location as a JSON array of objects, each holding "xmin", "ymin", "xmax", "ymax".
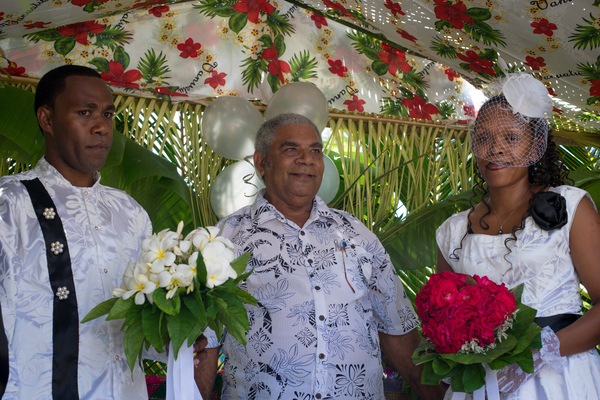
[{"xmin": 166, "ymin": 342, "xmax": 203, "ymax": 400}]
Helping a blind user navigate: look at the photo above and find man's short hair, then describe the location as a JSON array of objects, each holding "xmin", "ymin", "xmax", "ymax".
[
  {"xmin": 34, "ymin": 65, "xmax": 103, "ymax": 113},
  {"xmin": 255, "ymin": 113, "xmax": 322, "ymax": 157}
]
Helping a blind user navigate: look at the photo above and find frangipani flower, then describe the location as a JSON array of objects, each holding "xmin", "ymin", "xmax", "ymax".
[
  {"xmin": 142, "ymin": 234, "xmax": 177, "ymax": 273},
  {"xmin": 202, "ymin": 241, "xmax": 237, "ymax": 288},
  {"xmin": 187, "ymin": 226, "xmax": 234, "ymax": 251},
  {"xmin": 114, "ymin": 272, "xmax": 157, "ymax": 305}
]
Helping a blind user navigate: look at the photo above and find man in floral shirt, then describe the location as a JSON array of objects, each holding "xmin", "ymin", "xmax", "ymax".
[{"xmin": 198, "ymin": 113, "xmax": 443, "ymax": 399}]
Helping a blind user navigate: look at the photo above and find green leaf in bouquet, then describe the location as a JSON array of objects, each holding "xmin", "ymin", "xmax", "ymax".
[
  {"xmin": 412, "ymin": 339, "xmax": 438, "ymax": 365},
  {"xmin": 142, "ymin": 307, "xmax": 166, "ymax": 352},
  {"xmin": 196, "ymin": 253, "xmax": 208, "ymax": 287},
  {"xmin": 153, "ymin": 288, "xmax": 181, "ymax": 316},
  {"xmin": 81, "ymin": 297, "xmax": 118, "ymax": 323},
  {"xmin": 124, "ymin": 320, "xmax": 145, "ymax": 373},
  {"xmin": 186, "ymin": 320, "xmax": 207, "ymax": 348},
  {"xmin": 489, "ymin": 347, "xmax": 533, "ymax": 372},
  {"xmin": 230, "ymin": 252, "xmax": 251, "ymax": 276},
  {"xmin": 462, "ymin": 364, "xmax": 486, "ymax": 393},
  {"xmin": 107, "ymin": 297, "xmax": 134, "ymax": 321},
  {"xmin": 511, "ymin": 322, "xmax": 542, "ymax": 355},
  {"xmin": 122, "ymin": 302, "xmax": 143, "ymax": 328},
  {"xmin": 167, "ymin": 306, "xmax": 199, "ymax": 359},
  {"xmin": 510, "ymin": 283, "xmax": 524, "ymax": 304},
  {"xmin": 432, "ymin": 357, "xmax": 455, "ymax": 376},
  {"xmin": 215, "ymin": 286, "xmax": 258, "ymax": 306},
  {"xmin": 232, "ymin": 268, "xmax": 254, "ymax": 285},
  {"xmin": 449, "ymin": 364, "xmax": 467, "ymax": 392},
  {"xmin": 509, "ymin": 303, "xmax": 538, "ymax": 336},
  {"xmin": 204, "ymin": 293, "xmax": 219, "ymax": 320},
  {"xmin": 514, "ymin": 347, "xmax": 535, "ymax": 373},
  {"xmin": 441, "ymin": 334, "xmax": 517, "ymax": 365},
  {"xmin": 421, "ymin": 361, "xmax": 444, "ymax": 385},
  {"xmin": 184, "ymin": 292, "xmax": 208, "ymax": 327}
]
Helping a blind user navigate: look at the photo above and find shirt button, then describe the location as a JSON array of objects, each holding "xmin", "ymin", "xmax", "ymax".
[
  {"xmin": 84, "ymin": 191, "xmax": 88, "ymax": 195},
  {"xmin": 94, "ymin": 226, "xmax": 99, "ymax": 230},
  {"xmin": 316, "ymin": 394, "xmax": 322, "ymax": 399},
  {"xmin": 314, "ymin": 286, "xmax": 321, "ymax": 291},
  {"xmin": 104, "ymin": 269, "xmax": 108, "ymax": 274},
  {"xmin": 319, "ymin": 353, "xmax": 325, "ymax": 359},
  {"xmin": 300, "ymin": 231, "xmax": 305, "ymax": 236},
  {"xmin": 319, "ymin": 315, "xmax": 325, "ymax": 321},
  {"xmin": 115, "ymin": 355, "xmax": 120, "ymax": 360},
  {"xmin": 308, "ymin": 259, "xmax": 313, "ymax": 264}
]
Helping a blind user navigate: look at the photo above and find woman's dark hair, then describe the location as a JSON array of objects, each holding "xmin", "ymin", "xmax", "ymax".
[{"xmin": 449, "ymin": 95, "xmax": 571, "ymax": 261}]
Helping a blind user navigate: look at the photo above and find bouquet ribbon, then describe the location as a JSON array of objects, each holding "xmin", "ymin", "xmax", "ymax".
[
  {"xmin": 166, "ymin": 342, "xmax": 203, "ymax": 400},
  {"xmin": 450, "ymin": 364, "xmax": 499, "ymax": 400}
]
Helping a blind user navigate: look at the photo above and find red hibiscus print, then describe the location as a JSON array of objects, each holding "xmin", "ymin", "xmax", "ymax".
[
  {"xmin": 396, "ymin": 29, "xmax": 417, "ymax": 43},
  {"xmin": 524, "ymin": 56, "xmax": 546, "ymax": 71},
  {"xmin": 204, "ymin": 70, "xmax": 227, "ymax": 89},
  {"xmin": 434, "ymin": 0, "xmax": 473, "ymax": 29},
  {"xmin": 132, "ymin": 0, "xmax": 167, "ymax": 9},
  {"xmin": 57, "ymin": 21, "xmax": 106, "ymax": 45},
  {"xmin": 149, "ymin": 6, "xmax": 170, "ymax": 17},
  {"xmin": 311, "ymin": 13, "xmax": 328, "ymax": 29},
  {"xmin": 177, "ymin": 38, "xmax": 201, "ymax": 59},
  {"xmin": 24, "ymin": 21, "xmax": 51, "ymax": 29},
  {"xmin": 155, "ymin": 87, "xmax": 188, "ymax": 97},
  {"xmin": 589, "ymin": 79, "xmax": 600, "ymax": 97},
  {"xmin": 531, "ymin": 18, "xmax": 557, "ymax": 36},
  {"xmin": 463, "ymin": 105, "xmax": 477, "ymax": 118},
  {"xmin": 323, "ymin": 0, "xmax": 351, "ymax": 17},
  {"xmin": 344, "ymin": 95, "xmax": 366, "ymax": 112},
  {"xmin": 101, "ymin": 61, "xmax": 143, "ymax": 89},
  {"xmin": 72, "ymin": 0, "xmax": 109, "ymax": 6},
  {"xmin": 445, "ymin": 68, "xmax": 460, "ymax": 81},
  {"xmin": 456, "ymin": 50, "xmax": 496, "ymax": 75},
  {"xmin": 328, "ymin": 59, "xmax": 347, "ymax": 77},
  {"xmin": 232, "ymin": 0, "xmax": 276, "ymax": 24},
  {"xmin": 377, "ymin": 43, "xmax": 412, "ymax": 76},
  {"xmin": 384, "ymin": 0, "xmax": 405, "ymax": 16},
  {"xmin": 402, "ymin": 95, "xmax": 439, "ymax": 120},
  {"xmin": 261, "ymin": 45, "xmax": 291, "ymax": 84},
  {"xmin": 0, "ymin": 12, "xmax": 4, "ymax": 22},
  {"xmin": 1, "ymin": 62, "xmax": 26, "ymax": 77}
]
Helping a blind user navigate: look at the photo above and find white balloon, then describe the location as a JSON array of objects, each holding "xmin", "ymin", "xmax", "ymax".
[
  {"xmin": 317, "ymin": 154, "xmax": 340, "ymax": 204},
  {"xmin": 264, "ymin": 82, "xmax": 329, "ymax": 133},
  {"xmin": 202, "ymin": 96, "xmax": 264, "ymax": 160},
  {"xmin": 210, "ymin": 160, "xmax": 265, "ymax": 219}
]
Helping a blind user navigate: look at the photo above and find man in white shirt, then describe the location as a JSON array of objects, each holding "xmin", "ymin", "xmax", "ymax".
[
  {"xmin": 197, "ymin": 113, "xmax": 443, "ymax": 399},
  {"xmin": 0, "ymin": 65, "xmax": 153, "ymax": 399}
]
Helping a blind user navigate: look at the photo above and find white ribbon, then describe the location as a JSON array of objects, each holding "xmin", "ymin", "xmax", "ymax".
[
  {"xmin": 166, "ymin": 342, "xmax": 204, "ymax": 400},
  {"xmin": 449, "ymin": 364, "xmax": 500, "ymax": 400}
]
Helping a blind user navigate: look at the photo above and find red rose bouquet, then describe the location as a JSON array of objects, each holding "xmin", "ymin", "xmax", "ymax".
[{"xmin": 412, "ymin": 271, "xmax": 542, "ymax": 393}]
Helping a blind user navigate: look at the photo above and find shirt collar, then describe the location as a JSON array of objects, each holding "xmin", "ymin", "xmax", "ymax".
[
  {"xmin": 250, "ymin": 189, "xmax": 340, "ymax": 228},
  {"xmin": 34, "ymin": 157, "xmax": 102, "ymax": 189}
]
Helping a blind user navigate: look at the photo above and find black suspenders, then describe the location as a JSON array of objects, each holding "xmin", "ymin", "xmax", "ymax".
[{"xmin": 21, "ymin": 178, "xmax": 79, "ymax": 399}]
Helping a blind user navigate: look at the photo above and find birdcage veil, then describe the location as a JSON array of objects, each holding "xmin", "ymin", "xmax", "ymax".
[{"xmin": 470, "ymin": 73, "xmax": 553, "ymax": 167}]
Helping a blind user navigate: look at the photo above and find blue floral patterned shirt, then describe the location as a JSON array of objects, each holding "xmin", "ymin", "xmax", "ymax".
[{"xmin": 206, "ymin": 190, "xmax": 418, "ymax": 400}]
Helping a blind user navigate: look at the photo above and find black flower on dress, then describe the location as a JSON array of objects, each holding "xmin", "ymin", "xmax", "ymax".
[{"xmin": 530, "ymin": 191, "xmax": 568, "ymax": 231}]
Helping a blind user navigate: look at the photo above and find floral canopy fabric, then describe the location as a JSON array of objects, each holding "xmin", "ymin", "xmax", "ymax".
[{"xmin": 0, "ymin": 0, "xmax": 599, "ymax": 132}]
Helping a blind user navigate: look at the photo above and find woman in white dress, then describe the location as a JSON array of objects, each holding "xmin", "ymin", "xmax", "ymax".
[{"xmin": 436, "ymin": 74, "xmax": 600, "ymax": 399}]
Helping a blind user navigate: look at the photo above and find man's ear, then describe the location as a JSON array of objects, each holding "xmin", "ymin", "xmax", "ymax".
[
  {"xmin": 36, "ymin": 106, "xmax": 53, "ymax": 136},
  {"xmin": 254, "ymin": 150, "xmax": 266, "ymax": 177}
]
